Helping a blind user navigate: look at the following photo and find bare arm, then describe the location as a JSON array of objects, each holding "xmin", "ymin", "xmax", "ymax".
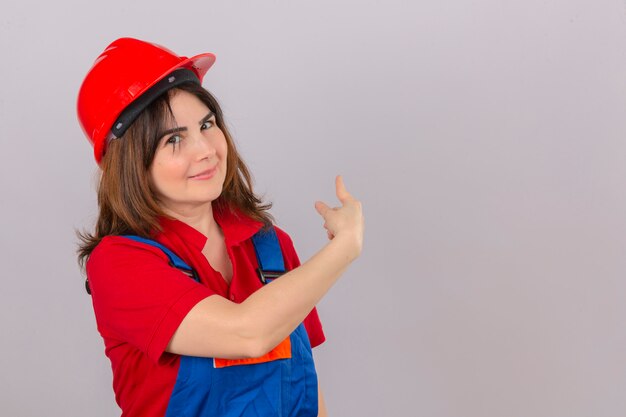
[
  {"xmin": 166, "ymin": 176, "xmax": 364, "ymax": 358},
  {"xmin": 318, "ymin": 382, "xmax": 328, "ymax": 417}
]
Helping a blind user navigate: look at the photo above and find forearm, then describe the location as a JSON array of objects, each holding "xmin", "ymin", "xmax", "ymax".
[
  {"xmin": 318, "ymin": 382, "xmax": 328, "ymax": 417},
  {"xmin": 240, "ymin": 234, "xmax": 357, "ymax": 353}
]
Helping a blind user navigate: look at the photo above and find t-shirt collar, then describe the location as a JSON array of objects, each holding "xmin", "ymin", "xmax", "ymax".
[{"xmin": 158, "ymin": 205, "xmax": 264, "ymax": 250}]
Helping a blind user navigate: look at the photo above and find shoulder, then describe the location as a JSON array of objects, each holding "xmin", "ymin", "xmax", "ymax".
[
  {"xmin": 88, "ymin": 235, "xmax": 170, "ymax": 270},
  {"xmin": 273, "ymin": 225, "xmax": 294, "ymax": 247},
  {"xmin": 86, "ymin": 235, "xmax": 175, "ymax": 294},
  {"xmin": 271, "ymin": 225, "xmax": 301, "ymax": 268},
  {"xmin": 86, "ymin": 234, "xmax": 208, "ymax": 307}
]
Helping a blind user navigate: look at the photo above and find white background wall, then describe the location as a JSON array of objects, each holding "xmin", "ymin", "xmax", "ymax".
[{"xmin": 2, "ymin": 1, "xmax": 626, "ymax": 416}]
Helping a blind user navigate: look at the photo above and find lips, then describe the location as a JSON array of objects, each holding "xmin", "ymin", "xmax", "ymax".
[{"xmin": 189, "ymin": 166, "xmax": 217, "ymax": 180}]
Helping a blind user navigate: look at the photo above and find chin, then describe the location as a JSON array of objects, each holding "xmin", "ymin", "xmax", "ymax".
[{"xmin": 199, "ymin": 189, "xmax": 224, "ymax": 203}]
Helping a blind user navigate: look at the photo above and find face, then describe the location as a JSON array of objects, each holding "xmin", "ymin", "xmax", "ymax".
[{"xmin": 149, "ymin": 89, "xmax": 228, "ymax": 214}]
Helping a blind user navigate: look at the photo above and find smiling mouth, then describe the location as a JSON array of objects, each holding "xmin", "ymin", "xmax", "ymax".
[{"xmin": 189, "ymin": 167, "xmax": 217, "ymax": 180}]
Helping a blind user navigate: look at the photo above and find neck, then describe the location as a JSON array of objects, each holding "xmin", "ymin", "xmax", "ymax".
[{"xmin": 160, "ymin": 201, "xmax": 219, "ymax": 238}]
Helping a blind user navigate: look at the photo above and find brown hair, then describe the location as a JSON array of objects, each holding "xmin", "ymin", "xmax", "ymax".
[{"xmin": 77, "ymin": 82, "xmax": 273, "ymax": 269}]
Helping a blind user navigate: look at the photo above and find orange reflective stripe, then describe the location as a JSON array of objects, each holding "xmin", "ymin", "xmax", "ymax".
[{"xmin": 213, "ymin": 336, "xmax": 292, "ymax": 368}]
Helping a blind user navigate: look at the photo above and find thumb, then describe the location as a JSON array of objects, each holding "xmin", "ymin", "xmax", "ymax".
[{"xmin": 335, "ymin": 175, "xmax": 354, "ymax": 204}]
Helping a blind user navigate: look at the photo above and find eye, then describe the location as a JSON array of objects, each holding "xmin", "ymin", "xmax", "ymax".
[
  {"xmin": 201, "ymin": 119, "xmax": 215, "ymax": 130},
  {"xmin": 165, "ymin": 134, "xmax": 182, "ymax": 148}
]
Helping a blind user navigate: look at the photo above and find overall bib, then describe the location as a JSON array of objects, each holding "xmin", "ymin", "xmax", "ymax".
[{"xmin": 124, "ymin": 227, "xmax": 319, "ymax": 417}]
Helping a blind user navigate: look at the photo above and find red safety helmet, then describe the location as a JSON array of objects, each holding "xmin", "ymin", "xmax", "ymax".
[{"xmin": 77, "ymin": 37, "xmax": 216, "ymax": 163}]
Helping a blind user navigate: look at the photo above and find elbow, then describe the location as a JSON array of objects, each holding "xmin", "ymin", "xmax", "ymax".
[
  {"xmin": 245, "ymin": 338, "xmax": 273, "ymax": 359},
  {"xmin": 236, "ymin": 308, "xmax": 274, "ymax": 359},
  {"xmin": 237, "ymin": 333, "xmax": 274, "ymax": 359}
]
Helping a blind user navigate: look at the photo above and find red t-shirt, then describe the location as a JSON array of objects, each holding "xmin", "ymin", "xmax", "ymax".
[{"xmin": 86, "ymin": 208, "xmax": 325, "ymax": 417}]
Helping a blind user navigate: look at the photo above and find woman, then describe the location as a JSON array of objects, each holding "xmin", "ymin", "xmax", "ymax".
[{"xmin": 76, "ymin": 38, "xmax": 364, "ymax": 417}]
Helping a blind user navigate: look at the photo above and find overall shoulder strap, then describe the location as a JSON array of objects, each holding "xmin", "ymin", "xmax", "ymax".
[
  {"xmin": 122, "ymin": 235, "xmax": 200, "ymax": 282},
  {"xmin": 251, "ymin": 227, "xmax": 286, "ymax": 284}
]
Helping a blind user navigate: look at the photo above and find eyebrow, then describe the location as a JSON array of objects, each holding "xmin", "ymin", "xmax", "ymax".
[{"xmin": 159, "ymin": 111, "xmax": 215, "ymax": 138}]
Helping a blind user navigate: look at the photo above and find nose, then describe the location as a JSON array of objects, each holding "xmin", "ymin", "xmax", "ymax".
[{"xmin": 189, "ymin": 129, "xmax": 216, "ymax": 161}]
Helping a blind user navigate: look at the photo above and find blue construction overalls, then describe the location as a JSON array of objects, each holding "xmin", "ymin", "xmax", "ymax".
[{"xmin": 123, "ymin": 227, "xmax": 319, "ymax": 417}]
